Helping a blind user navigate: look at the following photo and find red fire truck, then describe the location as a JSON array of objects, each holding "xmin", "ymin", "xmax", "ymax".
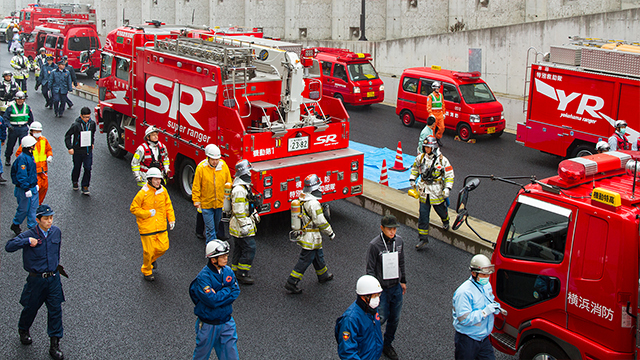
[
  {"xmin": 454, "ymin": 151, "xmax": 640, "ymax": 359},
  {"xmin": 18, "ymin": 3, "xmax": 95, "ymax": 36},
  {"xmin": 517, "ymin": 38, "xmax": 640, "ymax": 158},
  {"xmin": 96, "ymin": 23, "xmax": 363, "ymax": 214}
]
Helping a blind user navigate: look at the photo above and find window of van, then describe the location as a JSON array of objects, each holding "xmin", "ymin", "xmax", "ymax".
[
  {"xmin": 56, "ymin": 37, "xmax": 64, "ymax": 49},
  {"xmin": 402, "ymin": 77, "xmax": 418, "ymax": 93},
  {"xmin": 458, "ymin": 83, "xmax": 496, "ymax": 104},
  {"xmin": 321, "ymin": 61, "xmax": 332, "ymax": 76},
  {"xmin": 347, "ymin": 62, "xmax": 379, "ymax": 81},
  {"xmin": 100, "ymin": 53, "xmax": 113, "ymax": 78},
  {"xmin": 69, "ymin": 36, "xmax": 94, "ymax": 51},
  {"xmin": 443, "ymin": 83, "xmax": 461, "ymax": 103},
  {"xmin": 45, "ymin": 35, "xmax": 57, "ymax": 48},
  {"xmin": 115, "ymin": 57, "xmax": 130, "ymax": 81},
  {"xmin": 333, "ymin": 63, "xmax": 348, "ymax": 82}
]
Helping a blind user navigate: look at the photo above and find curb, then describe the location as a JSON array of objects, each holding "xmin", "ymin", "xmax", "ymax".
[{"xmin": 71, "ymin": 86, "xmax": 99, "ymax": 103}]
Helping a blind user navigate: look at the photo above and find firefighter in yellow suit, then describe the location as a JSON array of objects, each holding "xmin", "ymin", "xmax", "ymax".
[{"xmin": 130, "ymin": 167, "xmax": 176, "ymax": 281}]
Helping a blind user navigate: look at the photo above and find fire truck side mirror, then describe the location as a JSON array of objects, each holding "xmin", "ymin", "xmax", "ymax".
[
  {"xmin": 456, "ymin": 178, "xmax": 480, "ymax": 213},
  {"xmin": 452, "ymin": 209, "xmax": 468, "ymax": 231}
]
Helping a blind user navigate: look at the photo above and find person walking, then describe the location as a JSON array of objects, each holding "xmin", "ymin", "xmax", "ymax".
[
  {"xmin": 64, "ymin": 107, "xmax": 96, "ymax": 195},
  {"xmin": 40, "ymin": 55, "xmax": 55, "ymax": 109},
  {"xmin": 61, "ymin": 56, "xmax": 77, "ymax": 109},
  {"xmin": 6, "ymin": 23, "xmax": 14, "ymax": 52},
  {"xmin": 0, "ymin": 70, "xmax": 21, "ymax": 109},
  {"xmin": 229, "ymin": 159, "xmax": 260, "ymax": 285},
  {"xmin": 49, "ymin": 60, "xmax": 73, "ymax": 118},
  {"xmin": 131, "ymin": 126, "xmax": 170, "ymax": 186},
  {"xmin": 2, "ymin": 91, "xmax": 33, "ymax": 166},
  {"xmin": 10, "ymin": 135, "xmax": 39, "ymax": 236},
  {"xmin": 410, "ymin": 136, "xmax": 454, "ymax": 249},
  {"xmin": 427, "ymin": 81, "xmax": 446, "ymax": 146},
  {"xmin": 192, "ymin": 144, "xmax": 232, "ymax": 243},
  {"xmin": 452, "ymin": 254, "xmax": 502, "ymax": 360},
  {"xmin": 130, "ymin": 167, "xmax": 176, "ymax": 281},
  {"xmin": 190, "ymin": 239, "xmax": 240, "ymax": 360},
  {"xmin": 33, "ymin": 47, "xmax": 47, "ymax": 91},
  {"xmin": 10, "ymin": 48, "xmax": 31, "ymax": 96},
  {"xmin": 15, "ymin": 121, "xmax": 52, "ymax": 204},
  {"xmin": 335, "ymin": 275, "xmax": 384, "ymax": 360},
  {"xmin": 284, "ymin": 174, "xmax": 335, "ymax": 294},
  {"xmin": 366, "ymin": 215, "xmax": 406, "ymax": 360},
  {"xmin": 5, "ymin": 204, "xmax": 67, "ymax": 360}
]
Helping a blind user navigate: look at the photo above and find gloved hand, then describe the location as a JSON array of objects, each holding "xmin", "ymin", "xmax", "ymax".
[
  {"xmin": 36, "ymin": 185, "xmax": 39, "ymax": 192},
  {"xmin": 329, "ymin": 233, "xmax": 336, "ymax": 240},
  {"xmin": 443, "ymin": 188, "xmax": 450, "ymax": 198},
  {"xmin": 169, "ymin": 221, "xmax": 175, "ymax": 230},
  {"xmin": 483, "ymin": 303, "xmax": 499, "ymax": 318},
  {"xmin": 25, "ymin": 190, "xmax": 32, "ymax": 198},
  {"xmin": 492, "ymin": 302, "xmax": 502, "ymax": 315},
  {"xmin": 410, "ymin": 180, "xmax": 415, "ymax": 188},
  {"xmin": 46, "ymin": 155, "xmax": 52, "ymax": 164},
  {"xmin": 251, "ymin": 211, "xmax": 261, "ymax": 224},
  {"xmin": 149, "ymin": 209, "xmax": 156, "ymax": 217}
]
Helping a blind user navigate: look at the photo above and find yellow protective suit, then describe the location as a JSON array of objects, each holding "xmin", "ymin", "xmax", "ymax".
[{"xmin": 192, "ymin": 159, "xmax": 232, "ymax": 209}]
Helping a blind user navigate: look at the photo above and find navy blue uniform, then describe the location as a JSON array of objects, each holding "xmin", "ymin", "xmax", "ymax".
[
  {"xmin": 5, "ymin": 225, "xmax": 65, "ymax": 338},
  {"xmin": 49, "ymin": 67, "xmax": 72, "ymax": 117},
  {"xmin": 335, "ymin": 298, "xmax": 384, "ymax": 360},
  {"xmin": 11, "ymin": 150, "xmax": 38, "ymax": 229}
]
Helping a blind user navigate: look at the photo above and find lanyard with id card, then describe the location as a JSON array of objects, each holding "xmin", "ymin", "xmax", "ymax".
[{"xmin": 381, "ymin": 234, "xmax": 399, "ymax": 280}]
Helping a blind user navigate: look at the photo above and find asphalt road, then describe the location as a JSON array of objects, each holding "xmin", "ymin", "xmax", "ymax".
[{"xmin": 0, "ymin": 50, "xmax": 527, "ymax": 359}]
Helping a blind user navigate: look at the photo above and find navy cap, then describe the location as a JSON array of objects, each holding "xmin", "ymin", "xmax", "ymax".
[
  {"xmin": 57, "ymin": 60, "xmax": 65, "ymax": 65},
  {"xmin": 36, "ymin": 204, "xmax": 54, "ymax": 217},
  {"xmin": 381, "ymin": 214, "xmax": 399, "ymax": 228},
  {"xmin": 62, "ymin": 55, "xmax": 68, "ymax": 60}
]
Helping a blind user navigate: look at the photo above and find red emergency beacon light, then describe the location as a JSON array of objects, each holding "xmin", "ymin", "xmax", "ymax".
[{"xmin": 557, "ymin": 151, "xmax": 631, "ymax": 183}]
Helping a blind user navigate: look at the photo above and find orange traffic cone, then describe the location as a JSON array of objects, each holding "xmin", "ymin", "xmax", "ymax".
[
  {"xmin": 380, "ymin": 159, "xmax": 389, "ymax": 186},
  {"xmin": 390, "ymin": 141, "xmax": 408, "ymax": 171}
]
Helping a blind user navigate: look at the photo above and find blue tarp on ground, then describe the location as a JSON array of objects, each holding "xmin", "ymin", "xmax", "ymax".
[{"xmin": 350, "ymin": 141, "xmax": 415, "ymax": 190}]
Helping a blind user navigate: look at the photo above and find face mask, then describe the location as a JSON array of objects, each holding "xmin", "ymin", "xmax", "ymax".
[
  {"xmin": 476, "ymin": 277, "xmax": 489, "ymax": 286},
  {"xmin": 620, "ymin": 128, "xmax": 627, "ymax": 135},
  {"xmin": 32, "ymin": 133, "xmax": 41, "ymax": 138},
  {"xmin": 369, "ymin": 296, "xmax": 380, "ymax": 309}
]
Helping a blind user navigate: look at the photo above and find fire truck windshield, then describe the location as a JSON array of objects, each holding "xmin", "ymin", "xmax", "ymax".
[
  {"xmin": 347, "ymin": 62, "xmax": 379, "ymax": 81},
  {"xmin": 458, "ymin": 83, "xmax": 496, "ymax": 104},
  {"xmin": 68, "ymin": 36, "xmax": 98, "ymax": 52}
]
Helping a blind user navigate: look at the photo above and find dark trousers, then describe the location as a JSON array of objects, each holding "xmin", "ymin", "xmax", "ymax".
[
  {"xmin": 72, "ymin": 151, "xmax": 92, "ymax": 187},
  {"xmin": 454, "ymin": 332, "xmax": 495, "ymax": 360},
  {"xmin": 418, "ymin": 196, "xmax": 449, "ymax": 240},
  {"xmin": 66, "ymin": 94, "xmax": 73, "ymax": 107},
  {"xmin": 52, "ymin": 92, "xmax": 68, "ymax": 116},
  {"xmin": 41, "ymin": 83, "xmax": 51, "ymax": 107},
  {"xmin": 19, "ymin": 273, "xmax": 65, "ymax": 338},
  {"xmin": 379, "ymin": 283, "xmax": 404, "ymax": 347},
  {"xmin": 231, "ymin": 236, "xmax": 256, "ymax": 273},
  {"xmin": 288, "ymin": 248, "xmax": 330, "ymax": 283},
  {"xmin": 196, "ymin": 211, "xmax": 205, "ymax": 236},
  {"xmin": 16, "ymin": 78, "xmax": 27, "ymax": 94},
  {"xmin": 5, "ymin": 125, "xmax": 28, "ymax": 162}
]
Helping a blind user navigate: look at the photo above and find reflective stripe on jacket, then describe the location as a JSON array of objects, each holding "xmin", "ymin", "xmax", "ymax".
[
  {"xmin": 296, "ymin": 194, "xmax": 333, "ymax": 250},
  {"xmin": 428, "ymin": 92, "xmax": 443, "ymax": 110},
  {"xmin": 131, "ymin": 141, "xmax": 170, "ymax": 180},
  {"xmin": 229, "ymin": 183, "xmax": 257, "ymax": 238},
  {"xmin": 410, "ymin": 151, "xmax": 454, "ymax": 204},
  {"xmin": 16, "ymin": 136, "xmax": 52, "ymax": 174},
  {"xmin": 9, "ymin": 103, "xmax": 29, "ymax": 125}
]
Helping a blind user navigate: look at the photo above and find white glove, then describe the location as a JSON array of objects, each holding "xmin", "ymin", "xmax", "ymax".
[
  {"xmin": 251, "ymin": 211, "xmax": 261, "ymax": 224},
  {"xmin": 134, "ymin": 172, "xmax": 142, "ymax": 182},
  {"xmin": 329, "ymin": 233, "xmax": 336, "ymax": 240},
  {"xmin": 410, "ymin": 180, "xmax": 415, "ymax": 188},
  {"xmin": 169, "ymin": 221, "xmax": 175, "ymax": 230},
  {"xmin": 149, "ymin": 209, "xmax": 156, "ymax": 217},
  {"xmin": 46, "ymin": 156, "xmax": 52, "ymax": 164},
  {"xmin": 25, "ymin": 190, "xmax": 32, "ymax": 198},
  {"xmin": 36, "ymin": 185, "xmax": 39, "ymax": 191},
  {"xmin": 443, "ymin": 188, "xmax": 450, "ymax": 198}
]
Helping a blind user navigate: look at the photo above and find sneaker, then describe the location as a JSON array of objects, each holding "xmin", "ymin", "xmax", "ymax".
[
  {"xmin": 237, "ymin": 272, "xmax": 255, "ymax": 285},
  {"xmin": 318, "ymin": 273, "xmax": 334, "ymax": 283},
  {"xmin": 18, "ymin": 329, "xmax": 32, "ymax": 345},
  {"xmin": 415, "ymin": 238, "xmax": 429, "ymax": 250},
  {"xmin": 81, "ymin": 186, "xmax": 90, "ymax": 196},
  {"xmin": 72, "ymin": 183, "xmax": 79, "ymax": 191},
  {"xmin": 144, "ymin": 274, "xmax": 155, "ymax": 282},
  {"xmin": 10, "ymin": 223, "xmax": 21, "ymax": 236},
  {"xmin": 284, "ymin": 281, "xmax": 302, "ymax": 294},
  {"xmin": 0, "ymin": 173, "xmax": 6, "ymax": 183},
  {"xmin": 443, "ymin": 221, "xmax": 450, "ymax": 231},
  {"xmin": 383, "ymin": 344, "xmax": 399, "ymax": 360}
]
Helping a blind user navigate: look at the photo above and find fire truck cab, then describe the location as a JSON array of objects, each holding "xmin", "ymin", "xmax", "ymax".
[
  {"xmin": 96, "ymin": 23, "xmax": 363, "ymax": 214},
  {"xmin": 308, "ymin": 47, "xmax": 385, "ymax": 106},
  {"xmin": 458, "ymin": 151, "xmax": 640, "ymax": 359},
  {"xmin": 18, "ymin": 3, "xmax": 95, "ymax": 36}
]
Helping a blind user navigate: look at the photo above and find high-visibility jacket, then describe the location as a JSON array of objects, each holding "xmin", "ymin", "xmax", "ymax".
[
  {"xmin": 295, "ymin": 193, "xmax": 333, "ymax": 250},
  {"xmin": 130, "ymin": 184, "xmax": 176, "ymax": 236},
  {"xmin": 7, "ymin": 102, "xmax": 30, "ymax": 126},
  {"xmin": 10, "ymin": 55, "xmax": 31, "ymax": 79},
  {"xmin": 410, "ymin": 151, "xmax": 454, "ymax": 204},
  {"xmin": 192, "ymin": 159, "xmax": 232, "ymax": 209},
  {"xmin": 428, "ymin": 92, "xmax": 444, "ymax": 111},
  {"xmin": 608, "ymin": 132, "xmax": 632, "ymax": 151},
  {"xmin": 229, "ymin": 181, "xmax": 257, "ymax": 238},
  {"xmin": 16, "ymin": 135, "xmax": 52, "ymax": 174},
  {"xmin": 131, "ymin": 141, "xmax": 170, "ymax": 182}
]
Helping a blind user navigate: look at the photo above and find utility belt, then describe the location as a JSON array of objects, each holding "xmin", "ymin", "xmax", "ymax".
[
  {"xmin": 29, "ymin": 271, "xmax": 57, "ymax": 278},
  {"xmin": 10, "ymin": 123, "xmax": 28, "ymax": 127},
  {"xmin": 199, "ymin": 315, "xmax": 230, "ymax": 325},
  {"xmin": 420, "ymin": 173, "xmax": 442, "ymax": 184}
]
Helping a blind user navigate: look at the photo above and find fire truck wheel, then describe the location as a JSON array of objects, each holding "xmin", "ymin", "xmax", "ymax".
[
  {"xmin": 400, "ymin": 111, "xmax": 414, "ymax": 127},
  {"xmin": 335, "ymin": 94, "xmax": 344, "ymax": 104},
  {"xmin": 518, "ymin": 338, "xmax": 568, "ymax": 360},
  {"xmin": 457, "ymin": 123, "xmax": 472, "ymax": 141},
  {"xmin": 106, "ymin": 123, "xmax": 127, "ymax": 159},
  {"xmin": 178, "ymin": 158, "xmax": 197, "ymax": 200},
  {"xmin": 570, "ymin": 144, "xmax": 594, "ymax": 158}
]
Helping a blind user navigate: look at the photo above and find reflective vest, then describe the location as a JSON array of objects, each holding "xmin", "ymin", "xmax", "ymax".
[
  {"xmin": 139, "ymin": 142, "xmax": 169, "ymax": 173},
  {"xmin": 615, "ymin": 133, "xmax": 631, "ymax": 151},
  {"xmin": 9, "ymin": 103, "xmax": 29, "ymax": 126},
  {"xmin": 429, "ymin": 92, "xmax": 443, "ymax": 110},
  {"xmin": 33, "ymin": 137, "xmax": 49, "ymax": 174}
]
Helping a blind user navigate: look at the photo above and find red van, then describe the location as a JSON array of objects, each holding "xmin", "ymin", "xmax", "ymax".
[
  {"xmin": 308, "ymin": 47, "xmax": 384, "ymax": 106},
  {"xmin": 396, "ymin": 66, "xmax": 505, "ymax": 140}
]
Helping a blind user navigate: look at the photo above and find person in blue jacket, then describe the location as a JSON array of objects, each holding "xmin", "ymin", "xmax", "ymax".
[
  {"xmin": 49, "ymin": 60, "xmax": 73, "ymax": 118},
  {"xmin": 10, "ymin": 135, "xmax": 38, "ymax": 236},
  {"xmin": 190, "ymin": 239, "xmax": 240, "ymax": 360},
  {"xmin": 335, "ymin": 275, "xmax": 384, "ymax": 360},
  {"xmin": 40, "ymin": 55, "xmax": 55, "ymax": 109},
  {"xmin": 5, "ymin": 204, "xmax": 66, "ymax": 360}
]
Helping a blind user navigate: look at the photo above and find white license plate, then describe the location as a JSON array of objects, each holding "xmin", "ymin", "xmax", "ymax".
[{"xmin": 288, "ymin": 136, "xmax": 309, "ymax": 152}]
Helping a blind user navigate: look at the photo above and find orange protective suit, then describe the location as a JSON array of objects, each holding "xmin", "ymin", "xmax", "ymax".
[
  {"xmin": 16, "ymin": 136, "xmax": 52, "ymax": 204},
  {"xmin": 427, "ymin": 91, "xmax": 446, "ymax": 139}
]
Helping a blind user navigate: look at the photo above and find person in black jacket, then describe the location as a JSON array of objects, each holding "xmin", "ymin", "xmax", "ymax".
[{"xmin": 64, "ymin": 107, "xmax": 95, "ymax": 195}]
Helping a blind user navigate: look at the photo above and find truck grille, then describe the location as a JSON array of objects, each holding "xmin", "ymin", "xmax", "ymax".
[
  {"xmin": 491, "ymin": 332, "xmax": 516, "ymax": 352},
  {"xmin": 481, "ymin": 115, "xmax": 500, "ymax": 123}
]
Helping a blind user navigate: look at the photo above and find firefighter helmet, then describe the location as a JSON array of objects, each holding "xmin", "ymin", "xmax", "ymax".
[
  {"xmin": 15, "ymin": 91, "xmax": 26, "ymax": 100},
  {"xmin": 615, "ymin": 120, "xmax": 628, "ymax": 129},
  {"xmin": 2, "ymin": 70, "xmax": 12, "ymax": 78},
  {"xmin": 205, "ymin": 144, "xmax": 221, "ymax": 159},
  {"xmin": 356, "ymin": 275, "xmax": 382, "ymax": 295},
  {"xmin": 205, "ymin": 240, "xmax": 230, "ymax": 258},
  {"xmin": 29, "ymin": 121, "xmax": 43, "ymax": 132},
  {"xmin": 431, "ymin": 81, "xmax": 441, "ymax": 89},
  {"xmin": 423, "ymin": 136, "xmax": 438, "ymax": 149},
  {"xmin": 21, "ymin": 136, "xmax": 37, "ymax": 148},
  {"xmin": 146, "ymin": 167, "xmax": 163, "ymax": 179},
  {"xmin": 469, "ymin": 254, "xmax": 495, "ymax": 275},
  {"xmin": 144, "ymin": 126, "xmax": 159, "ymax": 139},
  {"xmin": 235, "ymin": 159, "xmax": 252, "ymax": 178},
  {"xmin": 303, "ymin": 174, "xmax": 322, "ymax": 194},
  {"xmin": 595, "ymin": 141, "xmax": 610, "ymax": 153},
  {"xmin": 16, "ymin": 48, "xmax": 23, "ymax": 54},
  {"xmin": 39, "ymin": 47, "xmax": 45, "ymax": 53}
]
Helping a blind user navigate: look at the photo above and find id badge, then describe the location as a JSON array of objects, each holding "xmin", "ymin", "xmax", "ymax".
[
  {"xmin": 382, "ymin": 251, "xmax": 399, "ymax": 280},
  {"xmin": 80, "ymin": 130, "xmax": 91, "ymax": 147}
]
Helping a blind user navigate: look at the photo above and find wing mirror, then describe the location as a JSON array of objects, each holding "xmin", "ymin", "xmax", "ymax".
[{"xmin": 453, "ymin": 178, "xmax": 479, "ymax": 231}]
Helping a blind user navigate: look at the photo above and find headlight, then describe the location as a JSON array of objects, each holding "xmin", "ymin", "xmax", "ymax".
[
  {"xmin": 469, "ymin": 115, "xmax": 480, "ymax": 123},
  {"xmin": 353, "ymin": 86, "xmax": 360, "ymax": 94},
  {"xmin": 501, "ymin": 111, "xmax": 505, "ymax": 120},
  {"xmin": 379, "ymin": 85, "xmax": 385, "ymax": 91}
]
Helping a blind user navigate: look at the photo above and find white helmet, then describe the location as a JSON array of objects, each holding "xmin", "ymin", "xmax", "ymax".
[
  {"xmin": 21, "ymin": 135, "xmax": 37, "ymax": 148},
  {"xmin": 356, "ymin": 275, "xmax": 382, "ymax": 295},
  {"xmin": 595, "ymin": 141, "xmax": 610, "ymax": 152},
  {"xmin": 615, "ymin": 120, "xmax": 628, "ymax": 128},
  {"xmin": 144, "ymin": 126, "xmax": 159, "ymax": 139},
  {"xmin": 469, "ymin": 254, "xmax": 494, "ymax": 275},
  {"xmin": 205, "ymin": 239, "xmax": 230, "ymax": 258},
  {"xmin": 205, "ymin": 144, "xmax": 221, "ymax": 159},
  {"xmin": 15, "ymin": 91, "xmax": 25, "ymax": 100},
  {"xmin": 146, "ymin": 167, "xmax": 163, "ymax": 179},
  {"xmin": 29, "ymin": 121, "xmax": 43, "ymax": 132},
  {"xmin": 431, "ymin": 81, "xmax": 441, "ymax": 89}
]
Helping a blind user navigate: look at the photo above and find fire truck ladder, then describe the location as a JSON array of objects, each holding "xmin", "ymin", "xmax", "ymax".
[{"xmin": 523, "ymin": 46, "xmax": 546, "ymax": 114}]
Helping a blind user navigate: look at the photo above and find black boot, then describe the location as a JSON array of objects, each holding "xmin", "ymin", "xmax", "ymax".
[
  {"xmin": 237, "ymin": 272, "xmax": 255, "ymax": 285},
  {"xmin": 284, "ymin": 279, "xmax": 302, "ymax": 294},
  {"xmin": 11, "ymin": 223, "xmax": 21, "ymax": 236},
  {"xmin": 49, "ymin": 337, "xmax": 64, "ymax": 360},
  {"xmin": 18, "ymin": 329, "xmax": 32, "ymax": 345},
  {"xmin": 318, "ymin": 273, "xmax": 334, "ymax": 283}
]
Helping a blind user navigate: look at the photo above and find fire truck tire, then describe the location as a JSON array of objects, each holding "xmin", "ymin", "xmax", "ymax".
[
  {"xmin": 570, "ymin": 144, "xmax": 594, "ymax": 158},
  {"xmin": 178, "ymin": 158, "xmax": 197, "ymax": 200},
  {"xmin": 335, "ymin": 94, "xmax": 344, "ymax": 104},
  {"xmin": 457, "ymin": 123, "xmax": 472, "ymax": 141},
  {"xmin": 518, "ymin": 338, "xmax": 568, "ymax": 360},
  {"xmin": 106, "ymin": 123, "xmax": 127, "ymax": 159},
  {"xmin": 400, "ymin": 111, "xmax": 415, "ymax": 127}
]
